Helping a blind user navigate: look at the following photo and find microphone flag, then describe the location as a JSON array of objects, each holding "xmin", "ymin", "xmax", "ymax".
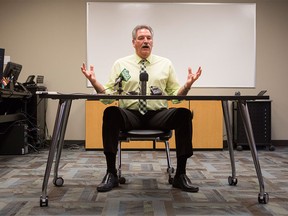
[
  {"xmin": 121, "ymin": 68, "xmax": 131, "ymax": 81},
  {"xmin": 114, "ymin": 68, "xmax": 131, "ymax": 86}
]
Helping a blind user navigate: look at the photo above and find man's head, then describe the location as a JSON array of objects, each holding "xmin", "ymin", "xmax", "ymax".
[{"xmin": 132, "ymin": 25, "xmax": 154, "ymax": 59}]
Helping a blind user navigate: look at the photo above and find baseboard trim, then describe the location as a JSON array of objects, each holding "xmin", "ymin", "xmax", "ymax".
[
  {"xmin": 223, "ymin": 140, "xmax": 288, "ymax": 150},
  {"xmin": 48, "ymin": 140, "xmax": 288, "ymax": 150},
  {"xmin": 271, "ymin": 140, "xmax": 288, "ymax": 146}
]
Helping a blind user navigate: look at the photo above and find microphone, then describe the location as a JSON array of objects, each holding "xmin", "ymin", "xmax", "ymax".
[
  {"xmin": 114, "ymin": 68, "xmax": 131, "ymax": 86},
  {"xmin": 139, "ymin": 70, "xmax": 149, "ymax": 95}
]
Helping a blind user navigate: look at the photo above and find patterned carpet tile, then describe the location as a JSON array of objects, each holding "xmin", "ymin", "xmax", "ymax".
[{"xmin": 0, "ymin": 146, "xmax": 288, "ymax": 215}]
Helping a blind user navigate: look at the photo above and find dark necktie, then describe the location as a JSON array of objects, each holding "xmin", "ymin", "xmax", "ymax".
[{"xmin": 139, "ymin": 59, "xmax": 148, "ymax": 115}]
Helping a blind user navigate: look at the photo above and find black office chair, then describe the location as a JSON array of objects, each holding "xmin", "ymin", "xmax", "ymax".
[{"xmin": 117, "ymin": 129, "xmax": 174, "ymax": 184}]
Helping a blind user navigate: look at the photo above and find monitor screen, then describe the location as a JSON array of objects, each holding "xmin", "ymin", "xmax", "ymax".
[{"xmin": 2, "ymin": 61, "xmax": 22, "ymax": 90}]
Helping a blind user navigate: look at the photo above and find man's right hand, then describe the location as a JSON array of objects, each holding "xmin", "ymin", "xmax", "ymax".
[
  {"xmin": 81, "ymin": 63, "xmax": 96, "ymax": 82},
  {"xmin": 81, "ymin": 63, "xmax": 106, "ymax": 93}
]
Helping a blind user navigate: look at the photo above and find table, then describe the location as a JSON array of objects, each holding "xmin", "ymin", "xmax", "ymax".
[
  {"xmin": 38, "ymin": 93, "xmax": 270, "ymax": 206},
  {"xmin": 0, "ymin": 88, "xmax": 31, "ymax": 123},
  {"xmin": 0, "ymin": 88, "xmax": 32, "ymax": 99}
]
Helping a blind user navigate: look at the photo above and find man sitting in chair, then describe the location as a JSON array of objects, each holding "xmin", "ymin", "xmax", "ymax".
[{"xmin": 81, "ymin": 25, "xmax": 202, "ymax": 193}]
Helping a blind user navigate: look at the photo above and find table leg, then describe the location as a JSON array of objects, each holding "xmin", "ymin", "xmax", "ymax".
[
  {"xmin": 53, "ymin": 99, "xmax": 72, "ymax": 187},
  {"xmin": 222, "ymin": 100, "xmax": 237, "ymax": 185},
  {"xmin": 40, "ymin": 99, "xmax": 72, "ymax": 207},
  {"xmin": 237, "ymin": 100, "xmax": 269, "ymax": 204}
]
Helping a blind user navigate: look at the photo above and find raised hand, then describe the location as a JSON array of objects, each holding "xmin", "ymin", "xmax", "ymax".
[
  {"xmin": 81, "ymin": 63, "xmax": 96, "ymax": 82},
  {"xmin": 186, "ymin": 66, "xmax": 202, "ymax": 88}
]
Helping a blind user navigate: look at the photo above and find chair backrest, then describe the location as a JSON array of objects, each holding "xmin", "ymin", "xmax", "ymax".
[{"xmin": 119, "ymin": 129, "xmax": 172, "ymax": 142}]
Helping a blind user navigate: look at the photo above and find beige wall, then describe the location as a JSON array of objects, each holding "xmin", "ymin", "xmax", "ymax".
[{"xmin": 1, "ymin": 0, "xmax": 287, "ymax": 141}]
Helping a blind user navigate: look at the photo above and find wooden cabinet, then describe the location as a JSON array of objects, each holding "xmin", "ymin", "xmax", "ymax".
[
  {"xmin": 190, "ymin": 101, "xmax": 223, "ymax": 149},
  {"xmin": 85, "ymin": 100, "xmax": 153, "ymax": 149},
  {"xmin": 85, "ymin": 100, "xmax": 117, "ymax": 149},
  {"xmin": 85, "ymin": 100, "xmax": 223, "ymax": 150}
]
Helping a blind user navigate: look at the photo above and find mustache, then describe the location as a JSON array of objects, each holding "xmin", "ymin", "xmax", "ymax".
[{"xmin": 142, "ymin": 44, "xmax": 150, "ymax": 48}]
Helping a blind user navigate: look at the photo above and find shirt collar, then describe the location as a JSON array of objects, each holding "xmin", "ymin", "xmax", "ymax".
[{"xmin": 135, "ymin": 54, "xmax": 152, "ymax": 64}]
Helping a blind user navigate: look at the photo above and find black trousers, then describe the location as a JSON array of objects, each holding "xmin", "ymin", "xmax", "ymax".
[{"xmin": 102, "ymin": 106, "xmax": 194, "ymax": 158}]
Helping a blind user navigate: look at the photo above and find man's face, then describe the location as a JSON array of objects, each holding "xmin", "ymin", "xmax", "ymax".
[{"xmin": 132, "ymin": 28, "xmax": 153, "ymax": 59}]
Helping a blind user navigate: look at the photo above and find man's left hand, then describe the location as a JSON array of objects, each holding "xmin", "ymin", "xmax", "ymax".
[{"xmin": 185, "ymin": 66, "xmax": 202, "ymax": 89}]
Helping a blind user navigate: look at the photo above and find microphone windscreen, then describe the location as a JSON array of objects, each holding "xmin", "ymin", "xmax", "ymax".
[{"xmin": 139, "ymin": 72, "xmax": 148, "ymax": 81}]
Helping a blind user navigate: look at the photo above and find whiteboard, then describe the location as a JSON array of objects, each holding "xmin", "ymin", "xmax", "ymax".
[{"xmin": 87, "ymin": 2, "xmax": 256, "ymax": 88}]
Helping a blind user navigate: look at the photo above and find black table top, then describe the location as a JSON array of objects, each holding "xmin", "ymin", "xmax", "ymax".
[{"xmin": 37, "ymin": 92, "xmax": 269, "ymax": 101}]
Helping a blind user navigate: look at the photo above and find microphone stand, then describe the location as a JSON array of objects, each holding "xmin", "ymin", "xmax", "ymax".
[
  {"xmin": 112, "ymin": 80, "xmax": 128, "ymax": 95},
  {"xmin": 117, "ymin": 80, "xmax": 124, "ymax": 95}
]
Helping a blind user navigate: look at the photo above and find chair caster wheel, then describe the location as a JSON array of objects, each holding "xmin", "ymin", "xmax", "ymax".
[
  {"xmin": 53, "ymin": 177, "xmax": 64, "ymax": 187},
  {"xmin": 269, "ymin": 145, "xmax": 275, "ymax": 151},
  {"xmin": 119, "ymin": 177, "xmax": 126, "ymax": 184},
  {"xmin": 228, "ymin": 176, "xmax": 238, "ymax": 185},
  {"xmin": 40, "ymin": 195, "xmax": 48, "ymax": 207},
  {"xmin": 236, "ymin": 145, "xmax": 243, "ymax": 151}
]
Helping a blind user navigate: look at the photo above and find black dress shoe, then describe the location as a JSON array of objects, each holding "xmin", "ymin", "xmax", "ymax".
[
  {"xmin": 97, "ymin": 172, "xmax": 119, "ymax": 192},
  {"xmin": 172, "ymin": 174, "xmax": 199, "ymax": 193}
]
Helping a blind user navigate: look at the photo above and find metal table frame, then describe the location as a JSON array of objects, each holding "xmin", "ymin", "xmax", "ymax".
[{"xmin": 38, "ymin": 93, "xmax": 270, "ymax": 206}]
